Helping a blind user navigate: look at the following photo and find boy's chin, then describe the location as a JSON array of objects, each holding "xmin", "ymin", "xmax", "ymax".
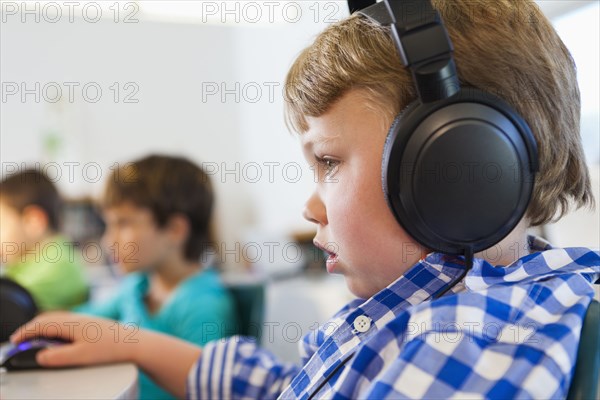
[
  {"xmin": 344, "ymin": 276, "xmax": 377, "ymax": 300},
  {"xmin": 117, "ymin": 263, "xmax": 144, "ymax": 274}
]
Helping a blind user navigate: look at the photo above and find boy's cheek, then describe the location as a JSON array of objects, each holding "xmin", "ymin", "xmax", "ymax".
[
  {"xmin": 0, "ymin": 240, "xmax": 30, "ymax": 266},
  {"xmin": 0, "ymin": 232, "xmax": 27, "ymax": 263},
  {"xmin": 0, "ymin": 218, "xmax": 26, "ymax": 246}
]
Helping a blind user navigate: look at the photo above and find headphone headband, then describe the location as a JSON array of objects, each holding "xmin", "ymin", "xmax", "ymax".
[
  {"xmin": 354, "ymin": 0, "xmax": 459, "ymax": 102},
  {"xmin": 348, "ymin": 0, "xmax": 376, "ymax": 14},
  {"xmin": 346, "ymin": 0, "xmax": 538, "ymax": 270}
]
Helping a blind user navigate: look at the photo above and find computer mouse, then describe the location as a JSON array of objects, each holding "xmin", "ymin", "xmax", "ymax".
[{"xmin": 0, "ymin": 338, "xmax": 70, "ymax": 371}]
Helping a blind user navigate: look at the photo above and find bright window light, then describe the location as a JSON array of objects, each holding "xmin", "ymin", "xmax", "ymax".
[{"xmin": 553, "ymin": 2, "xmax": 600, "ymax": 164}]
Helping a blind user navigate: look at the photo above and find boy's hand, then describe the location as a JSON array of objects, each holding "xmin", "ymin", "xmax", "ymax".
[
  {"xmin": 10, "ymin": 312, "xmax": 201, "ymax": 397},
  {"xmin": 9, "ymin": 312, "xmax": 137, "ymax": 367}
]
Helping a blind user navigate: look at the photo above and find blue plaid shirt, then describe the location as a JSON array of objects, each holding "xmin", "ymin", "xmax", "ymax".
[{"xmin": 187, "ymin": 236, "xmax": 599, "ymax": 399}]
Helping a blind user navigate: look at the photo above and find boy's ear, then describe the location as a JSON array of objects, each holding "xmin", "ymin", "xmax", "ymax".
[
  {"xmin": 21, "ymin": 205, "xmax": 50, "ymax": 239},
  {"xmin": 165, "ymin": 214, "xmax": 191, "ymax": 245}
]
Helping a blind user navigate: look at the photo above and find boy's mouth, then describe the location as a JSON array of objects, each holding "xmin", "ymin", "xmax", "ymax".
[{"xmin": 313, "ymin": 240, "xmax": 339, "ymax": 272}]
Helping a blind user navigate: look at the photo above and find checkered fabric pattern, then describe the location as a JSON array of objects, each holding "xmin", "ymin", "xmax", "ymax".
[{"xmin": 187, "ymin": 236, "xmax": 599, "ymax": 399}]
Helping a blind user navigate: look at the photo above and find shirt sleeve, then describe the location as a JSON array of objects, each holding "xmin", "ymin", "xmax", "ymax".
[
  {"xmin": 186, "ymin": 336, "xmax": 300, "ymax": 400},
  {"xmin": 172, "ymin": 293, "xmax": 236, "ymax": 345},
  {"xmin": 73, "ymin": 291, "xmax": 121, "ymax": 320},
  {"xmin": 73, "ymin": 274, "xmax": 139, "ymax": 320}
]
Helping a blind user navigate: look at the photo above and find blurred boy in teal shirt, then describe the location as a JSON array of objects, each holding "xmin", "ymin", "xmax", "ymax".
[{"xmin": 75, "ymin": 155, "xmax": 236, "ymax": 400}]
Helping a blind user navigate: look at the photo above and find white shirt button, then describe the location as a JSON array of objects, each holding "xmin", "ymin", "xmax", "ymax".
[{"xmin": 353, "ymin": 315, "xmax": 371, "ymax": 333}]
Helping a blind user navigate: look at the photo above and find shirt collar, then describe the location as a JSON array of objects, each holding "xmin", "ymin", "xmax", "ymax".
[
  {"xmin": 466, "ymin": 235, "xmax": 600, "ymax": 290},
  {"xmin": 358, "ymin": 235, "xmax": 599, "ymax": 325},
  {"xmin": 352, "ymin": 252, "xmax": 467, "ymax": 331}
]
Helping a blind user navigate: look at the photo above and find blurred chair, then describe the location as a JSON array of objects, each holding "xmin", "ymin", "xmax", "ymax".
[
  {"xmin": 566, "ymin": 300, "xmax": 599, "ymax": 400},
  {"xmin": 0, "ymin": 278, "xmax": 38, "ymax": 342},
  {"xmin": 226, "ymin": 283, "xmax": 265, "ymax": 342}
]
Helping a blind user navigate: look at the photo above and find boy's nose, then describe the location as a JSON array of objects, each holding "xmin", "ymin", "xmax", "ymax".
[{"xmin": 303, "ymin": 191, "xmax": 327, "ymax": 226}]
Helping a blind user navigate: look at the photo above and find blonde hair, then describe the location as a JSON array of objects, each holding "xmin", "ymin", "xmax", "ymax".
[{"xmin": 284, "ymin": 0, "xmax": 594, "ymax": 226}]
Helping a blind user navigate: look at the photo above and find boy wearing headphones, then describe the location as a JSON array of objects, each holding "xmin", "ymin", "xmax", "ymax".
[{"xmin": 11, "ymin": 1, "xmax": 599, "ymax": 398}]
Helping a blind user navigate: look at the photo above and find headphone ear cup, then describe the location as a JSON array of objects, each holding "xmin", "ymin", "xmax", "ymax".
[
  {"xmin": 381, "ymin": 89, "xmax": 537, "ymax": 255},
  {"xmin": 382, "ymin": 101, "xmax": 420, "ymax": 205}
]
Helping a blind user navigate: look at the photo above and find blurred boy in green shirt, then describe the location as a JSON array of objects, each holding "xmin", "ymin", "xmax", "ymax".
[{"xmin": 0, "ymin": 169, "xmax": 88, "ymax": 310}]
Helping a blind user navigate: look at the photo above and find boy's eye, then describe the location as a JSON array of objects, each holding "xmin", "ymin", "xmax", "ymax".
[{"xmin": 315, "ymin": 156, "xmax": 340, "ymax": 178}]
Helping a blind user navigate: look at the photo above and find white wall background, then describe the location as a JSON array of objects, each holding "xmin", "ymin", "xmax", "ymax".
[
  {"xmin": 0, "ymin": 2, "xmax": 342, "ymax": 264},
  {"xmin": 1, "ymin": 1, "xmax": 599, "ymax": 264}
]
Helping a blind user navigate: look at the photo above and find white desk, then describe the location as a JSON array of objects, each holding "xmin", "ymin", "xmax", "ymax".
[{"xmin": 1, "ymin": 363, "xmax": 138, "ymax": 399}]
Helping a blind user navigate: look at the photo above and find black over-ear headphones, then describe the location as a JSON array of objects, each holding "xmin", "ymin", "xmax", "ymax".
[{"xmin": 348, "ymin": 0, "xmax": 539, "ymax": 264}]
